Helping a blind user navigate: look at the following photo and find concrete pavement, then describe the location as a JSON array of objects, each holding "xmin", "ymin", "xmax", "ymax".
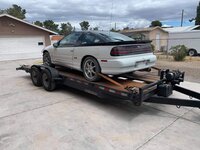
[{"xmin": 0, "ymin": 59, "xmax": 200, "ymax": 150}]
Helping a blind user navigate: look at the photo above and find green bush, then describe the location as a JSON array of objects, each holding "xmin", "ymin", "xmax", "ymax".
[
  {"xmin": 151, "ymin": 44, "xmax": 155, "ymax": 52},
  {"xmin": 170, "ymin": 45, "xmax": 187, "ymax": 61}
]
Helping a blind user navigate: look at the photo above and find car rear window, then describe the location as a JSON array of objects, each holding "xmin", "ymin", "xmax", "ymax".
[{"xmin": 99, "ymin": 32, "xmax": 134, "ymax": 42}]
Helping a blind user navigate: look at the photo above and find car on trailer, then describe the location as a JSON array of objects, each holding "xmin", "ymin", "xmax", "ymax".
[{"xmin": 42, "ymin": 31, "xmax": 156, "ymax": 81}]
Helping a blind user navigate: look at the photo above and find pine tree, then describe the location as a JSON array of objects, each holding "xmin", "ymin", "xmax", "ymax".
[{"xmin": 195, "ymin": 2, "xmax": 200, "ymax": 25}]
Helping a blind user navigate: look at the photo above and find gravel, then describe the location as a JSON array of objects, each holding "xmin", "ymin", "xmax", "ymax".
[{"xmin": 156, "ymin": 60, "xmax": 200, "ymax": 83}]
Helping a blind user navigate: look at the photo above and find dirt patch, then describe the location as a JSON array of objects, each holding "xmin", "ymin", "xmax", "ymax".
[{"xmin": 156, "ymin": 60, "xmax": 200, "ymax": 83}]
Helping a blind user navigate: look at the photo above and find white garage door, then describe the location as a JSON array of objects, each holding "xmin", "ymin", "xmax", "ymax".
[{"xmin": 0, "ymin": 36, "xmax": 45, "ymax": 61}]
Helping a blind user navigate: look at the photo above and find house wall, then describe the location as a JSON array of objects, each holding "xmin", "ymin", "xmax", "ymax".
[
  {"xmin": 121, "ymin": 28, "xmax": 169, "ymax": 51},
  {"xmin": 0, "ymin": 16, "xmax": 51, "ymax": 46},
  {"xmin": 122, "ymin": 31, "xmax": 150, "ymax": 40},
  {"xmin": 149, "ymin": 28, "xmax": 168, "ymax": 51}
]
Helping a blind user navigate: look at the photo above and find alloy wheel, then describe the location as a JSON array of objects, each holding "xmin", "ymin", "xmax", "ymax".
[{"xmin": 84, "ymin": 59, "xmax": 97, "ymax": 80}]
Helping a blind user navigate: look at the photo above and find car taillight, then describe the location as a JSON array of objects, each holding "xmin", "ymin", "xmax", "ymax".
[
  {"xmin": 110, "ymin": 44, "xmax": 152, "ymax": 56},
  {"xmin": 110, "ymin": 47, "xmax": 129, "ymax": 56}
]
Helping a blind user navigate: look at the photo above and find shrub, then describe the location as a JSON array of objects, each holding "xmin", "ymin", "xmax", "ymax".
[
  {"xmin": 170, "ymin": 45, "xmax": 187, "ymax": 61},
  {"xmin": 151, "ymin": 44, "xmax": 155, "ymax": 52}
]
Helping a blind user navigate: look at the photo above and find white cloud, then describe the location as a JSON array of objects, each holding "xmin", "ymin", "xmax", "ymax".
[{"xmin": 0, "ymin": 0, "xmax": 198, "ymax": 30}]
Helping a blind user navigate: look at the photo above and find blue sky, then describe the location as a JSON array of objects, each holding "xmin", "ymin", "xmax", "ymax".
[{"xmin": 163, "ymin": 20, "xmax": 194, "ymax": 27}]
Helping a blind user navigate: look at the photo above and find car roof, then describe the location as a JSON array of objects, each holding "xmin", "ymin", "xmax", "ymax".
[{"xmin": 74, "ymin": 30, "xmax": 115, "ymax": 35}]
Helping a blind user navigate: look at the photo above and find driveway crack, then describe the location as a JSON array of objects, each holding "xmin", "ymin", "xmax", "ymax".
[
  {"xmin": 135, "ymin": 108, "xmax": 192, "ymax": 150},
  {"xmin": 0, "ymin": 98, "xmax": 74, "ymax": 120}
]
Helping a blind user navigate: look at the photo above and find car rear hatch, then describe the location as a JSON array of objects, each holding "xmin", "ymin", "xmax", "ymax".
[{"xmin": 110, "ymin": 43, "xmax": 152, "ymax": 56}]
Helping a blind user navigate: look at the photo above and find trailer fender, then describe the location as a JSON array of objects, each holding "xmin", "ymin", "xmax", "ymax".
[{"xmin": 31, "ymin": 65, "xmax": 60, "ymax": 81}]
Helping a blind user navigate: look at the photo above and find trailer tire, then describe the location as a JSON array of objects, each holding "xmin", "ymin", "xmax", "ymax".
[
  {"xmin": 31, "ymin": 66, "xmax": 42, "ymax": 87},
  {"xmin": 42, "ymin": 69, "xmax": 56, "ymax": 91}
]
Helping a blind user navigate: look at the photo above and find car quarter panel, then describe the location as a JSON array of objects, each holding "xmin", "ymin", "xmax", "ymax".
[
  {"xmin": 72, "ymin": 44, "xmax": 156, "ymax": 75},
  {"xmin": 72, "ymin": 45, "xmax": 114, "ymax": 70}
]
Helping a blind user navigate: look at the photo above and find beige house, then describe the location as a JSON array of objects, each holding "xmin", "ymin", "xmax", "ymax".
[
  {"xmin": 121, "ymin": 27, "xmax": 168, "ymax": 51},
  {"xmin": 0, "ymin": 14, "xmax": 57, "ymax": 61},
  {"xmin": 50, "ymin": 35, "xmax": 64, "ymax": 44}
]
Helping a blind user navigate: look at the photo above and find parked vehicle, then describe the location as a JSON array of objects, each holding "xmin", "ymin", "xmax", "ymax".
[
  {"xmin": 168, "ymin": 30, "xmax": 200, "ymax": 56},
  {"xmin": 42, "ymin": 31, "xmax": 156, "ymax": 81}
]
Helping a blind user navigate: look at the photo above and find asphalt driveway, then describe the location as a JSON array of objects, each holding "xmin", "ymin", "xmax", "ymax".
[{"xmin": 0, "ymin": 59, "xmax": 200, "ymax": 150}]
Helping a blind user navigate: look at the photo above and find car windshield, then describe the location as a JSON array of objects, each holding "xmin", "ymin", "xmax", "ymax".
[{"xmin": 99, "ymin": 32, "xmax": 134, "ymax": 42}]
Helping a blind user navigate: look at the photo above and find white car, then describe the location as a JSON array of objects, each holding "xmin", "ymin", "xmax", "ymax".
[{"xmin": 42, "ymin": 31, "xmax": 156, "ymax": 81}]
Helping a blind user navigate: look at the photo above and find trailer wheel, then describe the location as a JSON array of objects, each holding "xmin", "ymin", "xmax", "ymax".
[
  {"xmin": 42, "ymin": 69, "xmax": 56, "ymax": 91},
  {"xmin": 31, "ymin": 66, "xmax": 42, "ymax": 87}
]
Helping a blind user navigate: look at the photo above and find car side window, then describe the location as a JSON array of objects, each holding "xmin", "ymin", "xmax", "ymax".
[
  {"xmin": 81, "ymin": 33, "xmax": 102, "ymax": 45},
  {"xmin": 59, "ymin": 32, "xmax": 81, "ymax": 47}
]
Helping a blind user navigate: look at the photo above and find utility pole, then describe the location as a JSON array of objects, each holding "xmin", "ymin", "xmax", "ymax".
[
  {"xmin": 115, "ymin": 22, "xmax": 116, "ymax": 31},
  {"xmin": 109, "ymin": 0, "xmax": 114, "ymax": 31},
  {"xmin": 181, "ymin": 9, "xmax": 184, "ymax": 27}
]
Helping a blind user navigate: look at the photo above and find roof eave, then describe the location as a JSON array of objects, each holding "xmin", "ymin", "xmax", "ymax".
[{"xmin": 0, "ymin": 14, "xmax": 58, "ymax": 35}]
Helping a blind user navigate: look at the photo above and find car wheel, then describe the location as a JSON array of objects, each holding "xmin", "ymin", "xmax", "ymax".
[
  {"xmin": 43, "ymin": 52, "xmax": 54, "ymax": 66},
  {"xmin": 83, "ymin": 57, "xmax": 101, "ymax": 82},
  {"xmin": 188, "ymin": 49, "xmax": 197, "ymax": 56}
]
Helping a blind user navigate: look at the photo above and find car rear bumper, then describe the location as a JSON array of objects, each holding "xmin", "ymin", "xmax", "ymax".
[{"xmin": 99, "ymin": 54, "xmax": 157, "ymax": 75}]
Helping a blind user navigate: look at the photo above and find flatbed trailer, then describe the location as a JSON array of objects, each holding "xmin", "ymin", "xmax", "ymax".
[{"xmin": 16, "ymin": 64, "xmax": 200, "ymax": 108}]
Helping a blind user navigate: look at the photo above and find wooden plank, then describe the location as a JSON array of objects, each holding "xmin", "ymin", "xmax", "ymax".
[{"xmin": 58, "ymin": 70, "xmax": 147, "ymax": 92}]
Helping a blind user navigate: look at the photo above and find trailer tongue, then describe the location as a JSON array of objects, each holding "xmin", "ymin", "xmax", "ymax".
[{"xmin": 16, "ymin": 64, "xmax": 200, "ymax": 108}]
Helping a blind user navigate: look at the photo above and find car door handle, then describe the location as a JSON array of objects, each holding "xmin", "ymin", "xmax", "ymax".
[{"xmin": 70, "ymin": 50, "xmax": 74, "ymax": 52}]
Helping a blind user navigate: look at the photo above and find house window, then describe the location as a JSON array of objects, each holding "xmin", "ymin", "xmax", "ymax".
[{"xmin": 38, "ymin": 42, "xmax": 44, "ymax": 46}]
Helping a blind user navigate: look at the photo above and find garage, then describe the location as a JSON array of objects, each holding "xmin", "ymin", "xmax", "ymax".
[
  {"xmin": 0, "ymin": 36, "xmax": 45, "ymax": 61},
  {"xmin": 0, "ymin": 14, "xmax": 57, "ymax": 61}
]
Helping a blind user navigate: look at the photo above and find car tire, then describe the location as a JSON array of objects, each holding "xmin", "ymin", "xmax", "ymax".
[
  {"xmin": 31, "ymin": 66, "xmax": 42, "ymax": 87},
  {"xmin": 43, "ymin": 52, "xmax": 54, "ymax": 67},
  {"xmin": 188, "ymin": 49, "xmax": 197, "ymax": 56},
  {"xmin": 82, "ymin": 57, "xmax": 101, "ymax": 82}
]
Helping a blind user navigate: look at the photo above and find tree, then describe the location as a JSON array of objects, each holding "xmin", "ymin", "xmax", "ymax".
[
  {"xmin": 5, "ymin": 4, "xmax": 26, "ymax": 19},
  {"xmin": 195, "ymin": 2, "xmax": 200, "ymax": 25},
  {"xmin": 34, "ymin": 21, "xmax": 43, "ymax": 27},
  {"xmin": 43, "ymin": 20, "xmax": 59, "ymax": 32},
  {"xmin": 123, "ymin": 27, "xmax": 130, "ymax": 30},
  {"xmin": 150, "ymin": 20, "xmax": 162, "ymax": 27},
  {"xmin": 60, "ymin": 22, "xmax": 73, "ymax": 36},
  {"xmin": 0, "ymin": 10, "xmax": 4, "ymax": 14},
  {"xmin": 110, "ymin": 28, "xmax": 118, "ymax": 32},
  {"xmin": 93, "ymin": 27, "xmax": 99, "ymax": 30},
  {"xmin": 110, "ymin": 28, "xmax": 115, "ymax": 32},
  {"xmin": 79, "ymin": 21, "xmax": 90, "ymax": 30}
]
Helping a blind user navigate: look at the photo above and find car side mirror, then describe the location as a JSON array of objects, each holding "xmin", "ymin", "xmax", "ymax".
[{"xmin": 53, "ymin": 42, "xmax": 59, "ymax": 48}]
